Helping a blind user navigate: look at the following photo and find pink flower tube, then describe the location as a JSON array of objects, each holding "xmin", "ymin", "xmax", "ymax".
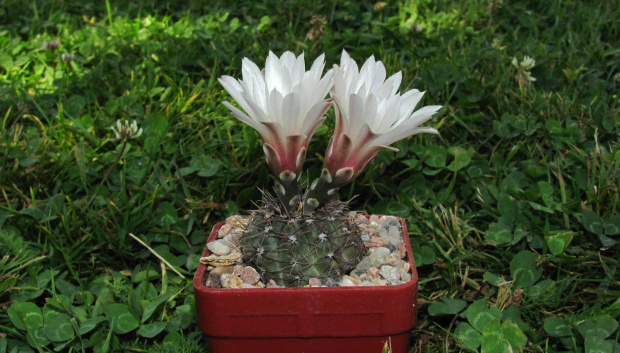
[
  {"xmin": 304, "ymin": 51, "xmax": 442, "ymax": 213},
  {"xmin": 219, "ymin": 51, "xmax": 333, "ymax": 210}
]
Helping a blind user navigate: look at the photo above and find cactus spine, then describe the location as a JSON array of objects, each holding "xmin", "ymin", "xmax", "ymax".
[{"xmin": 239, "ymin": 194, "xmax": 365, "ymax": 287}]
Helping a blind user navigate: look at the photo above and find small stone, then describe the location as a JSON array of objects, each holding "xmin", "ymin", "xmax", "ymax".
[
  {"xmin": 401, "ymin": 272, "xmax": 412, "ymax": 282},
  {"xmin": 361, "ymin": 233, "xmax": 370, "ymax": 242},
  {"xmin": 379, "ymin": 228, "xmax": 388, "ymax": 238},
  {"xmin": 218, "ymin": 224, "xmax": 233, "ymax": 238},
  {"xmin": 368, "ymin": 267, "xmax": 380, "ymax": 278},
  {"xmin": 323, "ymin": 278, "xmax": 339, "ymax": 287},
  {"xmin": 381, "ymin": 237, "xmax": 392, "ymax": 248},
  {"xmin": 380, "ymin": 265, "xmax": 401, "ymax": 284},
  {"xmin": 241, "ymin": 283, "xmax": 256, "ymax": 289},
  {"xmin": 206, "ymin": 267, "xmax": 231, "ymax": 288},
  {"xmin": 224, "ymin": 232, "xmax": 240, "ymax": 243},
  {"xmin": 369, "ymin": 215, "xmax": 380, "ymax": 224},
  {"xmin": 241, "ymin": 267, "xmax": 261, "ymax": 285},
  {"xmin": 372, "ymin": 278, "xmax": 388, "ymax": 286},
  {"xmin": 369, "ymin": 247, "xmax": 390, "ymax": 267},
  {"xmin": 399, "ymin": 242, "xmax": 407, "ymax": 258},
  {"xmin": 225, "ymin": 236, "xmax": 241, "ymax": 252},
  {"xmin": 386, "ymin": 252, "xmax": 401, "ymax": 266},
  {"xmin": 386, "ymin": 244, "xmax": 396, "ymax": 253},
  {"xmin": 210, "ymin": 266, "xmax": 234, "ymax": 276},
  {"xmin": 207, "ymin": 239, "xmax": 231, "ymax": 256},
  {"xmin": 399, "ymin": 262, "xmax": 411, "ymax": 274},
  {"xmin": 388, "ymin": 217, "xmax": 400, "ymax": 226},
  {"xmin": 205, "ymin": 275, "xmax": 220, "ymax": 288},
  {"xmin": 388, "ymin": 226, "xmax": 401, "ymax": 246},
  {"xmin": 266, "ymin": 279, "xmax": 281, "ymax": 288},
  {"xmin": 226, "ymin": 215, "xmax": 248, "ymax": 228},
  {"xmin": 354, "ymin": 257, "xmax": 372, "ymax": 274},
  {"xmin": 359, "ymin": 274, "xmax": 372, "ymax": 282},
  {"xmin": 308, "ymin": 278, "xmax": 322, "ymax": 287},
  {"xmin": 340, "ymin": 278, "xmax": 356, "ymax": 287},
  {"xmin": 200, "ymin": 252, "xmax": 241, "ymax": 267},
  {"xmin": 367, "ymin": 236, "xmax": 387, "ymax": 249},
  {"xmin": 233, "ymin": 265, "xmax": 244, "ymax": 276},
  {"xmin": 221, "ymin": 274, "xmax": 243, "ymax": 288},
  {"xmin": 356, "ymin": 215, "xmax": 369, "ymax": 225},
  {"xmin": 344, "ymin": 275, "xmax": 362, "ymax": 286},
  {"xmin": 378, "ymin": 217, "xmax": 388, "ymax": 229}
]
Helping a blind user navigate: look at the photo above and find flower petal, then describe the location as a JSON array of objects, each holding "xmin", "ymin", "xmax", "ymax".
[{"xmin": 325, "ymin": 51, "xmax": 442, "ymax": 183}]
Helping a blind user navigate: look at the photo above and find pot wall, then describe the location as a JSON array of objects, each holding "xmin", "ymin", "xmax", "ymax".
[{"xmin": 193, "ymin": 216, "xmax": 418, "ymax": 353}]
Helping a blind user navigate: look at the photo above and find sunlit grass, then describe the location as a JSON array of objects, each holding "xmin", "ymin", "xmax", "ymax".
[{"xmin": 1, "ymin": 0, "xmax": 619, "ymax": 352}]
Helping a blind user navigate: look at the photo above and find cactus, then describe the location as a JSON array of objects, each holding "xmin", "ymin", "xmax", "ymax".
[
  {"xmin": 239, "ymin": 194, "xmax": 365, "ymax": 287},
  {"xmin": 218, "ymin": 50, "xmax": 442, "ymax": 287}
]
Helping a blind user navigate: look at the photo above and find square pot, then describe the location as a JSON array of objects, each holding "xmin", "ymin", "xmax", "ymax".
[{"xmin": 193, "ymin": 217, "xmax": 418, "ymax": 353}]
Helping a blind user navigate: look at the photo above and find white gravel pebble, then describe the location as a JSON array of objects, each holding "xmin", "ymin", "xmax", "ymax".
[
  {"xmin": 207, "ymin": 239, "xmax": 231, "ymax": 256},
  {"xmin": 369, "ymin": 247, "xmax": 391, "ymax": 267},
  {"xmin": 388, "ymin": 226, "xmax": 402, "ymax": 246},
  {"xmin": 340, "ymin": 278, "xmax": 356, "ymax": 287},
  {"xmin": 380, "ymin": 265, "xmax": 401, "ymax": 284},
  {"xmin": 401, "ymin": 272, "xmax": 412, "ymax": 282}
]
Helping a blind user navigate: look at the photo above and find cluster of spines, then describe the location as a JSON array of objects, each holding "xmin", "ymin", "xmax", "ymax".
[{"xmin": 239, "ymin": 195, "xmax": 365, "ymax": 287}]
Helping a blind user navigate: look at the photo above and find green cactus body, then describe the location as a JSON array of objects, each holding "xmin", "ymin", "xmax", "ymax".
[{"xmin": 239, "ymin": 199, "xmax": 366, "ymax": 287}]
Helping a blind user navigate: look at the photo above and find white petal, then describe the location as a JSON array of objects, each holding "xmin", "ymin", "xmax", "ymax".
[
  {"xmin": 219, "ymin": 75, "xmax": 244, "ymax": 94},
  {"xmin": 280, "ymin": 51, "xmax": 296, "ymax": 69},
  {"xmin": 370, "ymin": 61, "xmax": 387, "ymax": 92},
  {"xmin": 268, "ymin": 89, "xmax": 284, "ymax": 123},
  {"xmin": 348, "ymin": 93, "xmax": 366, "ymax": 135},
  {"xmin": 265, "ymin": 51, "xmax": 288, "ymax": 93},
  {"xmin": 310, "ymin": 53, "xmax": 326, "ymax": 75},
  {"xmin": 384, "ymin": 71, "xmax": 402, "ymax": 95},
  {"xmin": 219, "ymin": 77, "xmax": 255, "ymax": 116},
  {"xmin": 340, "ymin": 49, "xmax": 351, "ymax": 67},
  {"xmin": 302, "ymin": 100, "xmax": 330, "ymax": 135},
  {"xmin": 362, "ymin": 94, "xmax": 377, "ymax": 127},
  {"xmin": 291, "ymin": 52, "xmax": 305, "ymax": 84},
  {"xmin": 399, "ymin": 90, "xmax": 423, "ymax": 115},
  {"xmin": 223, "ymin": 101, "xmax": 262, "ymax": 132},
  {"xmin": 281, "ymin": 92, "xmax": 301, "ymax": 134},
  {"xmin": 373, "ymin": 125, "xmax": 437, "ymax": 147},
  {"xmin": 406, "ymin": 105, "xmax": 442, "ymax": 126},
  {"xmin": 241, "ymin": 57, "xmax": 263, "ymax": 85}
]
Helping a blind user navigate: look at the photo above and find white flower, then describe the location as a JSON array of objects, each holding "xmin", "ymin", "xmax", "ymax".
[
  {"xmin": 512, "ymin": 55, "xmax": 536, "ymax": 85},
  {"xmin": 511, "ymin": 57, "xmax": 519, "ymax": 68},
  {"xmin": 325, "ymin": 50, "xmax": 442, "ymax": 183},
  {"xmin": 520, "ymin": 56, "xmax": 535, "ymax": 70},
  {"xmin": 219, "ymin": 51, "xmax": 333, "ymax": 179},
  {"xmin": 42, "ymin": 40, "xmax": 59, "ymax": 51},
  {"xmin": 61, "ymin": 53, "xmax": 74, "ymax": 63},
  {"xmin": 111, "ymin": 119, "xmax": 143, "ymax": 140},
  {"xmin": 523, "ymin": 71, "xmax": 536, "ymax": 82}
]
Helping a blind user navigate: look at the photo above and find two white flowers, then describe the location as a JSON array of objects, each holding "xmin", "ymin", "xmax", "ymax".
[
  {"xmin": 219, "ymin": 50, "xmax": 442, "ymax": 212},
  {"xmin": 220, "ymin": 50, "xmax": 441, "ymax": 178}
]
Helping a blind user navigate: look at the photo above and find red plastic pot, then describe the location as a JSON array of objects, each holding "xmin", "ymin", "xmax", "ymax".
[{"xmin": 193, "ymin": 217, "xmax": 418, "ymax": 353}]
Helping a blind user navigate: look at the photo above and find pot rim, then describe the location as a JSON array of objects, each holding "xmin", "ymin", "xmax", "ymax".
[{"xmin": 193, "ymin": 215, "xmax": 418, "ymax": 294}]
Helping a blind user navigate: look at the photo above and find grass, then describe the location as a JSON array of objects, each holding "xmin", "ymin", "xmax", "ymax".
[{"xmin": 1, "ymin": 0, "xmax": 619, "ymax": 352}]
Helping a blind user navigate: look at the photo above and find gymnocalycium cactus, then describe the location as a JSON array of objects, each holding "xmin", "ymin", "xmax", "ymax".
[{"xmin": 219, "ymin": 50, "xmax": 441, "ymax": 286}]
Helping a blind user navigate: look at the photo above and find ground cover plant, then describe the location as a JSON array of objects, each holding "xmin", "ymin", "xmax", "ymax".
[{"xmin": 0, "ymin": 0, "xmax": 619, "ymax": 352}]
